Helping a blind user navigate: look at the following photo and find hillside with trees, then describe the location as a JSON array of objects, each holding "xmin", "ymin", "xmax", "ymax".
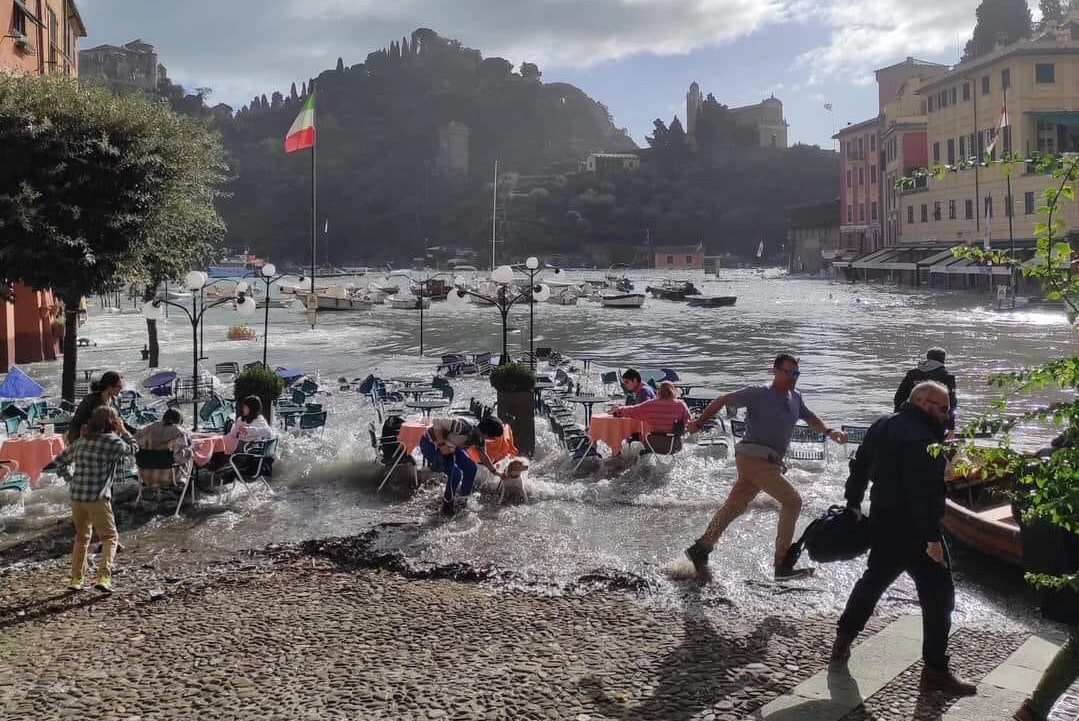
[{"xmin": 159, "ymin": 28, "xmax": 837, "ymax": 265}]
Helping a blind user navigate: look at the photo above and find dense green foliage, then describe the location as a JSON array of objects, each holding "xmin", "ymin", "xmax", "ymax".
[
  {"xmin": 490, "ymin": 362, "xmax": 535, "ymax": 392},
  {"xmin": 234, "ymin": 366, "xmax": 286, "ymax": 421},
  {"xmin": 0, "ymin": 75, "xmax": 227, "ymax": 400},
  {"xmin": 963, "ymin": 0, "xmax": 1033, "ymax": 60},
  {"xmin": 192, "ymin": 29, "xmax": 835, "ymax": 265}
]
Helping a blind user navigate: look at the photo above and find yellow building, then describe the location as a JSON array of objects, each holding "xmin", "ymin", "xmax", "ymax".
[{"xmin": 903, "ymin": 28, "xmax": 1079, "ymax": 252}]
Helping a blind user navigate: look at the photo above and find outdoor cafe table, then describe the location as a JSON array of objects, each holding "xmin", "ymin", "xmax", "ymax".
[
  {"xmin": 587, "ymin": 413, "xmax": 651, "ymax": 455},
  {"xmin": 397, "ymin": 419, "xmax": 432, "ymax": 454},
  {"xmin": 0, "ymin": 433, "xmax": 65, "ymax": 486},
  {"xmin": 189, "ymin": 433, "xmax": 239, "ymax": 467},
  {"xmin": 406, "ymin": 399, "xmax": 449, "ymax": 418},
  {"xmin": 389, "ymin": 377, "xmax": 425, "ymax": 387},
  {"xmin": 399, "ymin": 386, "xmax": 439, "ymax": 399},
  {"xmin": 567, "ymin": 394, "xmax": 605, "ymax": 428}
]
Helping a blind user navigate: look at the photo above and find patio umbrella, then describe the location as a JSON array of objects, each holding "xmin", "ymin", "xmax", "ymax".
[
  {"xmin": 0, "ymin": 366, "xmax": 44, "ymax": 400},
  {"xmin": 275, "ymin": 367, "xmax": 305, "ymax": 385},
  {"xmin": 142, "ymin": 370, "xmax": 178, "ymax": 398}
]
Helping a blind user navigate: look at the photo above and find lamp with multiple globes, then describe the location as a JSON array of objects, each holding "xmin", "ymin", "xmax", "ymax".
[
  {"xmin": 515, "ymin": 258, "xmax": 560, "ymax": 370},
  {"xmin": 143, "ymin": 274, "xmax": 256, "ymax": 430}
]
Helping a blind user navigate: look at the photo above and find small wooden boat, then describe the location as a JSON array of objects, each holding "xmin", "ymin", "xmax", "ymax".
[
  {"xmin": 388, "ymin": 295, "xmax": 431, "ymax": 310},
  {"xmin": 600, "ymin": 292, "xmax": 645, "ymax": 308},
  {"xmin": 686, "ymin": 296, "xmax": 737, "ymax": 307},
  {"xmin": 546, "ymin": 288, "xmax": 578, "ymax": 305},
  {"xmin": 942, "ymin": 471, "xmax": 1023, "ymax": 566},
  {"xmin": 646, "ymin": 280, "xmax": 701, "ymax": 301},
  {"xmin": 294, "ymin": 286, "xmax": 373, "ymax": 311}
]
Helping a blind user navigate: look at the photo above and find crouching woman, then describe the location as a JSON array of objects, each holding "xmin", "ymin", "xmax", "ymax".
[
  {"xmin": 418, "ymin": 416, "xmax": 508, "ymax": 516},
  {"xmin": 51, "ymin": 406, "xmax": 138, "ymax": 593}
]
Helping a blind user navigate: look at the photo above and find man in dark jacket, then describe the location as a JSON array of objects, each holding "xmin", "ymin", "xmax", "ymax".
[
  {"xmin": 831, "ymin": 380, "xmax": 977, "ymax": 696},
  {"xmin": 893, "ymin": 348, "xmax": 958, "ymax": 431}
]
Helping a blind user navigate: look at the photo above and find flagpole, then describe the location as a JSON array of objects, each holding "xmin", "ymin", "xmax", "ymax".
[
  {"xmin": 972, "ymin": 76, "xmax": 980, "ymax": 235},
  {"xmin": 310, "ymin": 107, "xmax": 317, "ymax": 329}
]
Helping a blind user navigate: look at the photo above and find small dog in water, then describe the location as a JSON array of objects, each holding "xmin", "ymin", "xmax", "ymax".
[{"xmin": 496, "ymin": 458, "xmax": 529, "ymax": 503}]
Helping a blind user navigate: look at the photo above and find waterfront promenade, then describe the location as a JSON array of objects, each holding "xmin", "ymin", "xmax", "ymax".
[{"xmin": 1, "ymin": 541, "xmax": 1075, "ymax": 721}]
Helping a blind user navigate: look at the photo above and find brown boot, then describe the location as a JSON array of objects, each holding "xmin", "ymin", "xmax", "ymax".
[
  {"xmin": 920, "ymin": 664, "xmax": 977, "ymax": 696},
  {"xmin": 830, "ymin": 631, "xmax": 856, "ymax": 664}
]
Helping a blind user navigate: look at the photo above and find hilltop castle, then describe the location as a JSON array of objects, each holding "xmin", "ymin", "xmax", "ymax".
[{"xmin": 686, "ymin": 82, "xmax": 789, "ymax": 148}]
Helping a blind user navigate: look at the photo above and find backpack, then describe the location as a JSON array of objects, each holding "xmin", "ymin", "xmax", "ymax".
[{"xmin": 782, "ymin": 505, "xmax": 870, "ymax": 568}]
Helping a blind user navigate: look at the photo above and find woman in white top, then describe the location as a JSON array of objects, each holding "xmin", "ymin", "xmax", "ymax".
[{"xmin": 227, "ymin": 396, "xmax": 275, "ymax": 446}]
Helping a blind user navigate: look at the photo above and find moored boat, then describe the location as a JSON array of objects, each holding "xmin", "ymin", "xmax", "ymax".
[
  {"xmin": 942, "ymin": 470, "xmax": 1023, "ymax": 566},
  {"xmin": 388, "ymin": 295, "xmax": 431, "ymax": 310},
  {"xmin": 546, "ymin": 288, "xmax": 578, "ymax": 305},
  {"xmin": 600, "ymin": 292, "xmax": 645, "ymax": 308},
  {"xmin": 646, "ymin": 280, "xmax": 701, "ymax": 301},
  {"xmin": 686, "ymin": 296, "xmax": 737, "ymax": 308},
  {"xmin": 293, "ymin": 285, "xmax": 373, "ymax": 311}
]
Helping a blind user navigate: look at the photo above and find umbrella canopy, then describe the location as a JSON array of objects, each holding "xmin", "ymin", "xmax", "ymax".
[
  {"xmin": 275, "ymin": 367, "xmax": 305, "ymax": 384},
  {"xmin": 0, "ymin": 366, "xmax": 44, "ymax": 399}
]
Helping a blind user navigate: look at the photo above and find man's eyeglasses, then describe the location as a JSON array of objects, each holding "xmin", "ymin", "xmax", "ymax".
[
  {"xmin": 921, "ymin": 397, "xmax": 949, "ymax": 411},
  {"xmin": 777, "ymin": 367, "xmax": 800, "ymax": 378}
]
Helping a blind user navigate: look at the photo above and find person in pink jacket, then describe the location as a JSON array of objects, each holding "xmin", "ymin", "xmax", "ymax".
[{"xmin": 612, "ymin": 381, "xmax": 692, "ymax": 454}]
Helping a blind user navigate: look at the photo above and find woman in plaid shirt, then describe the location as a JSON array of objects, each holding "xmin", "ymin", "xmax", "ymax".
[{"xmin": 51, "ymin": 405, "xmax": 138, "ymax": 593}]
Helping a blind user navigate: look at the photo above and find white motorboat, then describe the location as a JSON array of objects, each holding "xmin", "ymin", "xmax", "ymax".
[
  {"xmin": 600, "ymin": 292, "xmax": 645, "ymax": 309},
  {"xmin": 546, "ymin": 288, "xmax": 579, "ymax": 305},
  {"xmin": 388, "ymin": 295, "xmax": 431, "ymax": 310},
  {"xmin": 294, "ymin": 285, "xmax": 373, "ymax": 311}
]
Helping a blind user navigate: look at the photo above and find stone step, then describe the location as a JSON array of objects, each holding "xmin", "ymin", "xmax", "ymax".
[{"xmin": 743, "ymin": 614, "xmax": 1076, "ymax": 721}]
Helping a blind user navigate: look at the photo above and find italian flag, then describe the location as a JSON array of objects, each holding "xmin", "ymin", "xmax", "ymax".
[{"xmin": 284, "ymin": 94, "xmax": 315, "ymax": 153}]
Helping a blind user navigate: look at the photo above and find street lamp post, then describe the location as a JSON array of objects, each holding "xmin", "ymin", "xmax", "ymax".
[
  {"xmin": 198, "ymin": 278, "xmax": 245, "ymax": 360},
  {"xmin": 515, "ymin": 257, "xmax": 559, "ymax": 371},
  {"xmin": 246, "ymin": 263, "xmax": 288, "ymax": 367},
  {"xmin": 455, "ymin": 265, "xmax": 549, "ymax": 366},
  {"xmin": 142, "ymin": 271, "xmax": 257, "ymax": 430}
]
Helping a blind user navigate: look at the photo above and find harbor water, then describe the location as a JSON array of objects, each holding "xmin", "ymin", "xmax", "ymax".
[{"xmin": 1, "ymin": 270, "xmax": 1071, "ymax": 627}]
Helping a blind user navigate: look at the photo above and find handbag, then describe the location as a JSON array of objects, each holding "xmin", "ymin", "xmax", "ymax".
[{"xmin": 782, "ymin": 505, "xmax": 871, "ymax": 568}]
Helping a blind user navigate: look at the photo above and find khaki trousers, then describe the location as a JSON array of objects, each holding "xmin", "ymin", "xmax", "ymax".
[
  {"xmin": 698, "ymin": 453, "xmax": 803, "ymax": 564},
  {"xmin": 70, "ymin": 499, "xmax": 118, "ymax": 580}
]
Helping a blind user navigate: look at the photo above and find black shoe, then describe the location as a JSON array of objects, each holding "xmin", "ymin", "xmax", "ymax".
[
  {"xmin": 441, "ymin": 500, "xmax": 455, "ymax": 517},
  {"xmin": 774, "ymin": 562, "xmax": 815, "ymax": 581},
  {"xmin": 830, "ymin": 631, "xmax": 856, "ymax": 664},
  {"xmin": 920, "ymin": 665, "xmax": 977, "ymax": 696},
  {"xmin": 684, "ymin": 541, "xmax": 710, "ymax": 577}
]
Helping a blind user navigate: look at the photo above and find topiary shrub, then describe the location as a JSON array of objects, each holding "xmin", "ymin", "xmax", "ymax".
[
  {"xmin": 489, "ymin": 362, "xmax": 535, "ymax": 393},
  {"xmin": 234, "ymin": 365, "xmax": 285, "ymax": 422}
]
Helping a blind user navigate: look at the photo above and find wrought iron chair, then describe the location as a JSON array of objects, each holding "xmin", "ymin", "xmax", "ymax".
[{"xmin": 367, "ymin": 422, "xmax": 416, "ymax": 492}]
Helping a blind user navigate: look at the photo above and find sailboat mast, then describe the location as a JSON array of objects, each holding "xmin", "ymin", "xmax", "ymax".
[{"xmin": 491, "ymin": 159, "xmax": 499, "ymax": 270}]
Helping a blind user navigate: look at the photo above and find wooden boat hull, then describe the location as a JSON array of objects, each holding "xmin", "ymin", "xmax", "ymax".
[
  {"xmin": 600, "ymin": 293, "xmax": 645, "ymax": 308},
  {"xmin": 942, "ymin": 498, "xmax": 1023, "ymax": 566},
  {"xmin": 686, "ymin": 296, "xmax": 737, "ymax": 307},
  {"xmin": 294, "ymin": 292, "xmax": 373, "ymax": 311}
]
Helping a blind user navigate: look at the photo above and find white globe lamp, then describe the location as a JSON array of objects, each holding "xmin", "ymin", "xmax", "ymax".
[
  {"xmin": 184, "ymin": 270, "xmax": 207, "ymax": 291},
  {"xmin": 491, "ymin": 265, "xmax": 514, "ymax": 285},
  {"xmin": 525, "ymin": 256, "xmax": 540, "ymax": 270},
  {"xmin": 141, "ymin": 301, "xmax": 161, "ymax": 320},
  {"xmin": 261, "ymin": 263, "xmax": 276, "ymax": 278}
]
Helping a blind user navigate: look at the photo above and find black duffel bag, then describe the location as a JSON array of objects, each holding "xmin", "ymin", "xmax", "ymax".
[{"xmin": 783, "ymin": 505, "xmax": 871, "ymax": 568}]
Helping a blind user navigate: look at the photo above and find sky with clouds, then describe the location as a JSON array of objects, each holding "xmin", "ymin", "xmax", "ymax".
[{"xmin": 76, "ymin": 0, "xmax": 1039, "ymax": 148}]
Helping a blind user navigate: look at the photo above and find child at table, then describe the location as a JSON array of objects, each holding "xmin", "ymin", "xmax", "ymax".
[{"xmin": 51, "ymin": 405, "xmax": 138, "ymax": 594}]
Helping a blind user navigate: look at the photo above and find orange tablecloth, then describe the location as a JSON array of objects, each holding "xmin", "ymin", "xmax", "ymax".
[
  {"xmin": 397, "ymin": 419, "xmax": 432, "ymax": 454},
  {"xmin": 190, "ymin": 434, "xmax": 239, "ymax": 467},
  {"xmin": 467, "ymin": 425, "xmax": 518, "ymax": 464},
  {"xmin": 588, "ymin": 413, "xmax": 651, "ymax": 453},
  {"xmin": 0, "ymin": 434, "xmax": 65, "ymax": 485}
]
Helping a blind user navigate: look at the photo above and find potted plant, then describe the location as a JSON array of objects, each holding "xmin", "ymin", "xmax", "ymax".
[
  {"xmin": 490, "ymin": 362, "xmax": 536, "ymax": 456},
  {"xmin": 234, "ymin": 365, "xmax": 285, "ymax": 424},
  {"xmin": 227, "ymin": 324, "xmax": 257, "ymax": 341}
]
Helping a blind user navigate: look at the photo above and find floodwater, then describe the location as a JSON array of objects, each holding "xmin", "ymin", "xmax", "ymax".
[{"xmin": 1, "ymin": 269, "xmax": 1071, "ymax": 627}]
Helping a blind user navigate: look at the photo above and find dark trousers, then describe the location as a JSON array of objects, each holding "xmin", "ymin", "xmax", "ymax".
[{"xmin": 838, "ymin": 531, "xmax": 955, "ymax": 668}]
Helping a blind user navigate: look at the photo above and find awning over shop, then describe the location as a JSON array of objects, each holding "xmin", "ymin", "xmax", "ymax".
[
  {"xmin": 850, "ymin": 244, "xmax": 952, "ymax": 270},
  {"xmin": 928, "ymin": 256, "xmax": 1011, "ymax": 275},
  {"xmin": 1030, "ymin": 111, "xmax": 1079, "ymax": 127}
]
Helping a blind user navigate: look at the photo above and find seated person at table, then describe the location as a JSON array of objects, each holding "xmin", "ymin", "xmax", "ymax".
[
  {"xmin": 418, "ymin": 416, "xmax": 508, "ymax": 516},
  {"xmin": 208, "ymin": 396, "xmax": 275, "ymax": 479},
  {"xmin": 621, "ymin": 369, "xmax": 656, "ymax": 404},
  {"xmin": 68, "ymin": 370, "xmax": 135, "ymax": 442},
  {"xmin": 612, "ymin": 381, "xmax": 692, "ymax": 454},
  {"xmin": 135, "ymin": 409, "xmax": 193, "ymax": 487}
]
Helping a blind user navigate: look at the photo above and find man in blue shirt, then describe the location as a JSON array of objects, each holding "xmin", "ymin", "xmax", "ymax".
[
  {"xmin": 621, "ymin": 369, "xmax": 656, "ymax": 404},
  {"xmin": 684, "ymin": 353, "xmax": 847, "ymax": 581}
]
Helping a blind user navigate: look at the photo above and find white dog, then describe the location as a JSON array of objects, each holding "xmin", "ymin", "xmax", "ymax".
[{"xmin": 479, "ymin": 457, "xmax": 529, "ymax": 503}]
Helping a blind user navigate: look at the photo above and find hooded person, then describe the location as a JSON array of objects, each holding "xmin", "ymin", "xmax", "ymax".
[{"xmin": 893, "ymin": 348, "xmax": 957, "ymax": 431}]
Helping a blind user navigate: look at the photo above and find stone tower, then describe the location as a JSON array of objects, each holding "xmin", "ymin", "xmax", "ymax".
[
  {"xmin": 686, "ymin": 82, "xmax": 703, "ymax": 136},
  {"xmin": 435, "ymin": 121, "xmax": 469, "ymax": 177}
]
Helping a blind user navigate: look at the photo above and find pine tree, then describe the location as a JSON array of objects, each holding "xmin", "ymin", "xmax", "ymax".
[
  {"xmin": 402, "ymin": 36, "xmax": 411, "ymax": 58},
  {"xmin": 963, "ymin": 0, "xmax": 1033, "ymax": 60},
  {"xmin": 260, "ymin": 94, "xmax": 268, "ymax": 109},
  {"xmin": 301, "ymin": 81, "xmax": 308, "ymax": 97},
  {"xmin": 290, "ymin": 82, "xmax": 298, "ymax": 101},
  {"xmin": 336, "ymin": 57, "xmax": 345, "ymax": 73},
  {"xmin": 1040, "ymin": 0, "xmax": 1064, "ymax": 26}
]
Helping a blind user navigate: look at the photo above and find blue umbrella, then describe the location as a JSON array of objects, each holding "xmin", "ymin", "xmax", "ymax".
[
  {"xmin": 275, "ymin": 367, "xmax": 305, "ymax": 384},
  {"xmin": 0, "ymin": 366, "xmax": 44, "ymax": 399}
]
